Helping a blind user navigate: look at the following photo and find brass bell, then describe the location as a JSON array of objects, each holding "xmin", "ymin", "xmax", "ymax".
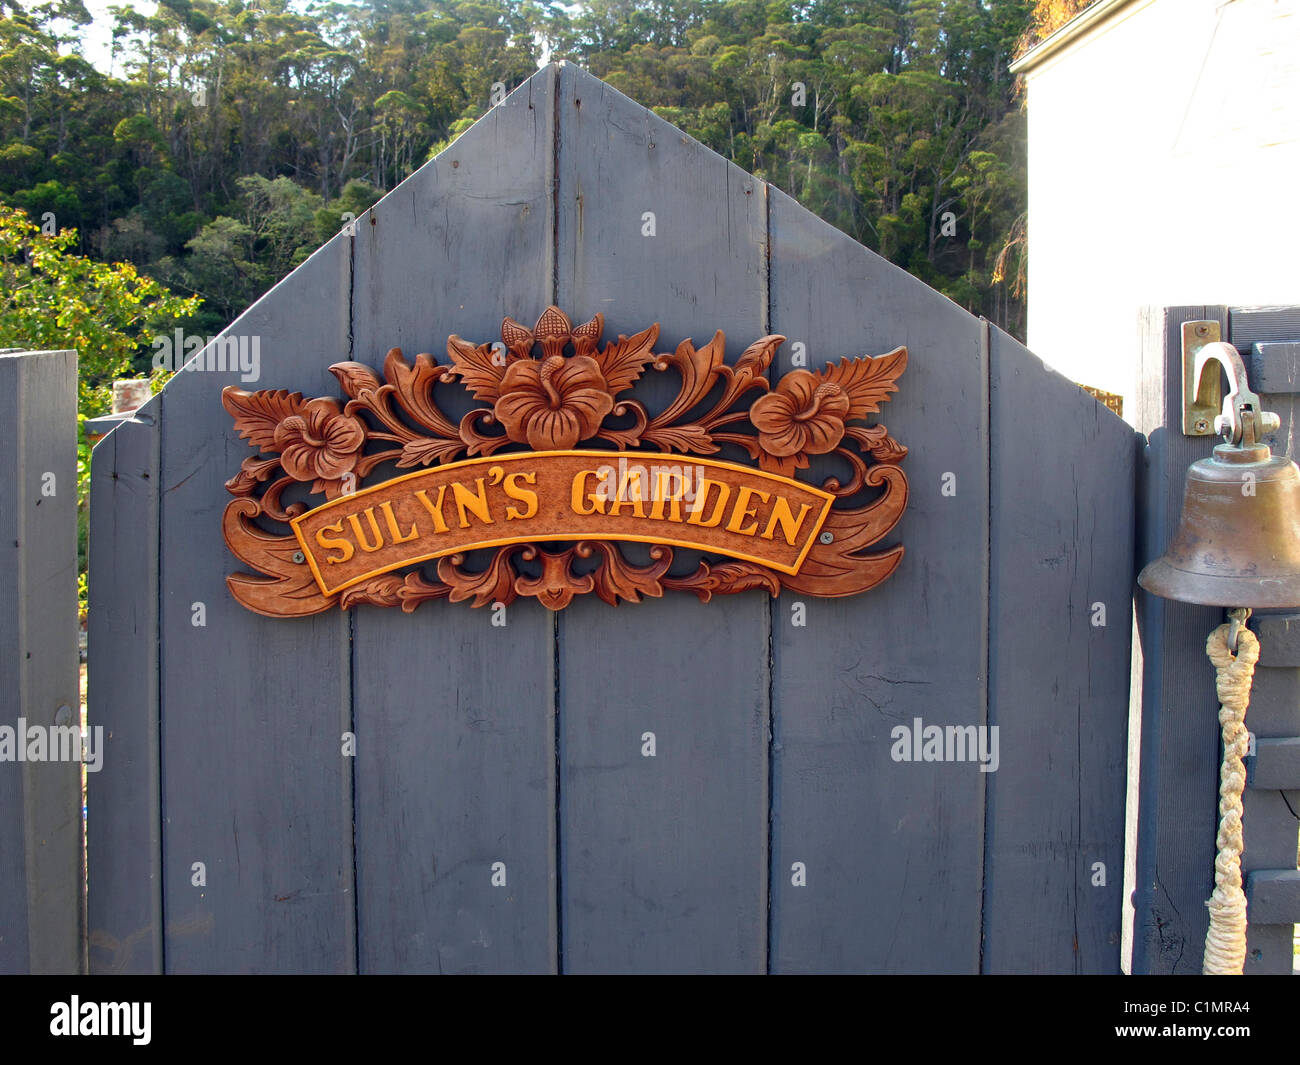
[{"xmin": 1138, "ymin": 341, "xmax": 1300, "ymax": 608}]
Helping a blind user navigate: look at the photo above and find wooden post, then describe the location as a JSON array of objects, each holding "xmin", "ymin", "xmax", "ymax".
[
  {"xmin": 0, "ymin": 348, "xmax": 83, "ymax": 974},
  {"xmin": 1228, "ymin": 306, "xmax": 1300, "ymax": 975},
  {"xmin": 1134, "ymin": 305, "xmax": 1300, "ymax": 974}
]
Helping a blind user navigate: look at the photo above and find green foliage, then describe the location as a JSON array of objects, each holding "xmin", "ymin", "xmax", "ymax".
[
  {"xmin": 550, "ymin": 0, "xmax": 1033, "ymax": 333},
  {"xmin": 0, "ymin": 203, "xmax": 199, "ymax": 413},
  {"xmin": 0, "ymin": 203, "xmax": 200, "ymax": 603},
  {"xmin": 0, "ymin": 0, "xmax": 1033, "ymax": 337}
]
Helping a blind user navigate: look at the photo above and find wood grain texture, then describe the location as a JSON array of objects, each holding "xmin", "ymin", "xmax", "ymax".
[
  {"xmin": 767, "ymin": 188, "xmax": 987, "ymax": 973},
  {"xmin": 0, "ymin": 352, "xmax": 26, "ymax": 973},
  {"xmin": 983, "ymin": 326, "xmax": 1135, "ymax": 973},
  {"xmin": 1245, "ymin": 870, "xmax": 1300, "ymax": 924},
  {"xmin": 349, "ymin": 68, "xmax": 558, "ymax": 973},
  {"xmin": 1225, "ymin": 306, "xmax": 1300, "ymax": 976},
  {"xmin": 156, "ymin": 238, "xmax": 355, "ymax": 973},
  {"xmin": 1253, "ymin": 614, "xmax": 1300, "ymax": 667},
  {"xmin": 0, "ymin": 349, "xmax": 81, "ymax": 974},
  {"xmin": 1230, "ymin": 307, "xmax": 1300, "ymax": 353},
  {"xmin": 1248, "ymin": 737, "xmax": 1300, "ymax": 790},
  {"xmin": 1239, "ymin": 659, "xmax": 1300, "ymax": 974},
  {"xmin": 554, "ymin": 65, "xmax": 769, "ymax": 973},
  {"xmin": 86, "ymin": 410, "xmax": 163, "ymax": 974},
  {"xmin": 1250, "ymin": 343, "xmax": 1300, "ymax": 394},
  {"xmin": 1132, "ymin": 305, "xmax": 1230, "ymax": 975}
]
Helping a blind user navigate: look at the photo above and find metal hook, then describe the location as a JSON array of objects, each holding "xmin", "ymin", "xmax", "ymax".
[
  {"xmin": 1193, "ymin": 343, "xmax": 1280, "ymax": 446},
  {"xmin": 1227, "ymin": 607, "xmax": 1252, "ymax": 654}
]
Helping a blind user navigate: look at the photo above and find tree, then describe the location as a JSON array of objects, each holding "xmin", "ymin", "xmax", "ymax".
[{"xmin": 0, "ymin": 202, "xmax": 198, "ymax": 413}]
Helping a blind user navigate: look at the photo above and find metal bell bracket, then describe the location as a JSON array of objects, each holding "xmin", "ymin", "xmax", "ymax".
[{"xmin": 1184, "ymin": 326, "xmax": 1281, "ymax": 445}]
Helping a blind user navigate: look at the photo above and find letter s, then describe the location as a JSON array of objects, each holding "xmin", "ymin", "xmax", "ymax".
[
  {"xmin": 315, "ymin": 520, "xmax": 354, "ymax": 564},
  {"xmin": 503, "ymin": 471, "xmax": 538, "ymax": 520}
]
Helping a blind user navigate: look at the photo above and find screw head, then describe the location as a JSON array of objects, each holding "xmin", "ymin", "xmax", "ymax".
[
  {"xmin": 292, "ymin": 551, "xmax": 305, "ymax": 564},
  {"xmin": 819, "ymin": 531, "xmax": 834, "ymax": 545},
  {"xmin": 1193, "ymin": 418, "xmax": 1209, "ymax": 433}
]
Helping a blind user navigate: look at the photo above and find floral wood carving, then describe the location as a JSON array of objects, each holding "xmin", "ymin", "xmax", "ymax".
[{"xmin": 222, "ymin": 306, "xmax": 909, "ymax": 616}]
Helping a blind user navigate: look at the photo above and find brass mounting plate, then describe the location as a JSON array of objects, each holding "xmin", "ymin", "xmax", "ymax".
[{"xmin": 1182, "ymin": 320, "xmax": 1222, "ymax": 436}]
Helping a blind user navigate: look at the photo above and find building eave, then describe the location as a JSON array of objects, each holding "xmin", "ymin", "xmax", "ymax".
[{"xmin": 1009, "ymin": 0, "xmax": 1143, "ymax": 74}]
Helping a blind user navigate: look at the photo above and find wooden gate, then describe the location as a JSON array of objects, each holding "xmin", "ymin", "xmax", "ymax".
[{"xmin": 85, "ymin": 64, "xmax": 1136, "ymax": 974}]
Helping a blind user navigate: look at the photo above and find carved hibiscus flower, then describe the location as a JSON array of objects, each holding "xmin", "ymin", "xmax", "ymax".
[
  {"xmin": 273, "ymin": 398, "xmax": 365, "ymax": 481},
  {"xmin": 493, "ymin": 354, "xmax": 614, "ymax": 449},
  {"xmin": 750, "ymin": 371, "xmax": 851, "ymax": 462}
]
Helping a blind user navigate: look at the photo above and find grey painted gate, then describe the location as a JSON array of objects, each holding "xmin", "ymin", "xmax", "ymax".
[{"xmin": 85, "ymin": 63, "xmax": 1136, "ymax": 974}]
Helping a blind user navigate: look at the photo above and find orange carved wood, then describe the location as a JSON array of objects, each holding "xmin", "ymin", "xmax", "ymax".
[{"xmin": 221, "ymin": 307, "xmax": 908, "ymax": 616}]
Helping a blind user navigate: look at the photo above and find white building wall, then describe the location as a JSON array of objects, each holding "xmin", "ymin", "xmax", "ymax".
[{"xmin": 1021, "ymin": 0, "xmax": 1300, "ymax": 420}]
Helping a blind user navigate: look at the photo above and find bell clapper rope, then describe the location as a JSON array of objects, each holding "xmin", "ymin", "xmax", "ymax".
[{"xmin": 1202, "ymin": 606, "xmax": 1258, "ymax": 975}]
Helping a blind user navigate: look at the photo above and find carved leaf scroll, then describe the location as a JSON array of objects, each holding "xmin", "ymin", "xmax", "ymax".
[{"xmin": 221, "ymin": 306, "xmax": 909, "ymax": 616}]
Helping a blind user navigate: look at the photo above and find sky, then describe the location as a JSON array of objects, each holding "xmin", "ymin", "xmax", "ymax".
[{"xmin": 77, "ymin": 0, "xmax": 155, "ymax": 74}]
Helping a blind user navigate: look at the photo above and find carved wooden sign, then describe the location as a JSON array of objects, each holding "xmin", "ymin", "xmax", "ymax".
[{"xmin": 221, "ymin": 307, "xmax": 908, "ymax": 616}]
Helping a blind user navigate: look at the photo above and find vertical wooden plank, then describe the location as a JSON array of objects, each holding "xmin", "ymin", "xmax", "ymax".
[
  {"xmin": 157, "ymin": 239, "xmax": 355, "ymax": 973},
  {"xmin": 1225, "ymin": 305, "xmax": 1300, "ymax": 974},
  {"xmin": 767, "ymin": 192, "xmax": 989, "ymax": 973},
  {"xmin": 554, "ymin": 65, "xmax": 769, "ymax": 973},
  {"xmin": 0, "ymin": 349, "xmax": 82, "ymax": 974},
  {"xmin": 983, "ymin": 326, "xmax": 1135, "ymax": 972},
  {"xmin": 349, "ymin": 68, "xmax": 558, "ymax": 974},
  {"xmin": 0, "ymin": 351, "xmax": 33, "ymax": 973},
  {"xmin": 86, "ymin": 410, "xmax": 163, "ymax": 974},
  {"xmin": 1236, "ymin": 661, "xmax": 1299, "ymax": 974},
  {"xmin": 1131, "ymin": 305, "xmax": 1229, "ymax": 974},
  {"xmin": 0, "ymin": 352, "xmax": 27, "ymax": 972}
]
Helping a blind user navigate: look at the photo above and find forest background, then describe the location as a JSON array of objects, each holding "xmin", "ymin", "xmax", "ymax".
[{"xmin": 0, "ymin": 0, "xmax": 1092, "ymax": 607}]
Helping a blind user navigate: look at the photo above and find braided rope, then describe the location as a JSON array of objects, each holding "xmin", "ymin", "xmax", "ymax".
[{"xmin": 1202, "ymin": 621, "xmax": 1260, "ymax": 975}]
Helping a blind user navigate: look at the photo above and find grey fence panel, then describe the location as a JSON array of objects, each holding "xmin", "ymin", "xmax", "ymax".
[
  {"xmin": 86, "ymin": 410, "xmax": 163, "ymax": 973},
  {"xmin": 766, "ymin": 190, "xmax": 989, "ymax": 973},
  {"xmin": 1227, "ymin": 306, "xmax": 1300, "ymax": 975},
  {"xmin": 553, "ymin": 66, "xmax": 770, "ymax": 974},
  {"xmin": 154, "ymin": 241, "xmax": 355, "ymax": 973},
  {"xmin": 349, "ymin": 68, "xmax": 558, "ymax": 974},
  {"xmin": 984, "ymin": 326, "xmax": 1135, "ymax": 973},
  {"xmin": 0, "ymin": 353, "xmax": 30, "ymax": 973},
  {"xmin": 1132, "ymin": 305, "xmax": 1234, "ymax": 974},
  {"xmin": 1241, "ymin": 654, "xmax": 1300, "ymax": 975},
  {"xmin": 74, "ymin": 62, "xmax": 1156, "ymax": 975},
  {"xmin": 0, "ymin": 349, "xmax": 80, "ymax": 974}
]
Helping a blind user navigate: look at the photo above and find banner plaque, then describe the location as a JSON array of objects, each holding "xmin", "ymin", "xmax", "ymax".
[{"xmin": 221, "ymin": 307, "xmax": 909, "ymax": 615}]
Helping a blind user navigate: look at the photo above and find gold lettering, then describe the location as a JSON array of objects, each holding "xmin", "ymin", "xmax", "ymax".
[
  {"xmin": 607, "ymin": 467, "xmax": 647, "ymax": 518},
  {"xmin": 725, "ymin": 486, "xmax": 769, "ymax": 536},
  {"xmin": 648, "ymin": 468, "xmax": 684, "ymax": 523},
  {"xmin": 414, "ymin": 486, "xmax": 450, "ymax": 534},
  {"xmin": 315, "ymin": 520, "xmax": 354, "ymax": 564},
  {"xmin": 347, "ymin": 508, "xmax": 385, "ymax": 552},
  {"xmin": 503, "ymin": 471, "xmax": 538, "ymax": 520},
  {"xmin": 451, "ymin": 478, "xmax": 494, "ymax": 529},
  {"xmin": 379, "ymin": 500, "xmax": 419, "ymax": 544},
  {"xmin": 571, "ymin": 470, "xmax": 607, "ymax": 515},
  {"xmin": 685, "ymin": 477, "xmax": 731, "ymax": 528},
  {"xmin": 762, "ymin": 497, "xmax": 814, "ymax": 546}
]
